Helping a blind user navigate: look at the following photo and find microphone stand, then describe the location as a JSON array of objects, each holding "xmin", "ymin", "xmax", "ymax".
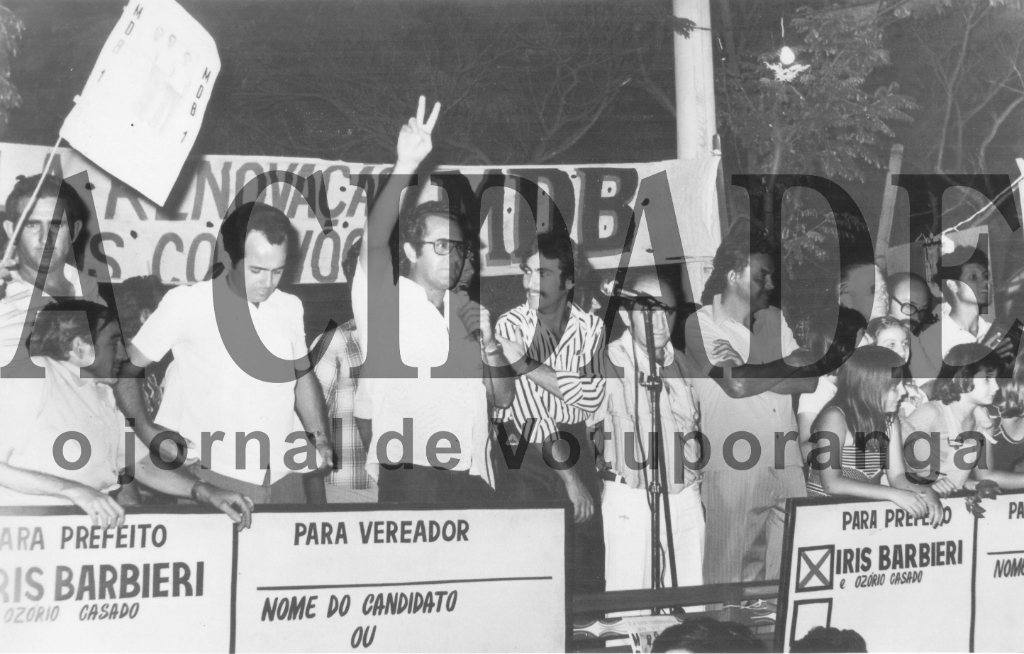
[{"xmin": 626, "ymin": 296, "xmax": 679, "ymax": 590}]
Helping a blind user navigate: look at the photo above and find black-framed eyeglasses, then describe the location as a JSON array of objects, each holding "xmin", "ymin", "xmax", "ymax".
[
  {"xmin": 892, "ymin": 297, "xmax": 925, "ymax": 317},
  {"xmin": 418, "ymin": 239, "xmax": 467, "ymax": 256}
]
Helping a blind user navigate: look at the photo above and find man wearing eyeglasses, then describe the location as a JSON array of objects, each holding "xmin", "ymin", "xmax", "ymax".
[
  {"xmin": 351, "ymin": 98, "xmax": 515, "ymax": 504},
  {"xmin": 888, "ymin": 272, "xmax": 934, "ymax": 336},
  {"xmin": 590, "ymin": 273, "xmax": 704, "ymax": 591}
]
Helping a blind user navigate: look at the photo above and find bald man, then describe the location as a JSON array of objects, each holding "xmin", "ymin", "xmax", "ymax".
[
  {"xmin": 591, "ymin": 273, "xmax": 704, "ymax": 590},
  {"xmin": 888, "ymin": 272, "xmax": 934, "ymax": 335}
]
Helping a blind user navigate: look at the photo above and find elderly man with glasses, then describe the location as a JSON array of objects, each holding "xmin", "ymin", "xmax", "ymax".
[{"xmin": 888, "ymin": 272, "xmax": 935, "ymax": 336}]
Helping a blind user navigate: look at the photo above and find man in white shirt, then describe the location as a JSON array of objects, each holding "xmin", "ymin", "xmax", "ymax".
[
  {"xmin": 0, "ymin": 175, "xmax": 102, "ymax": 370},
  {"xmin": 352, "ymin": 97, "xmax": 514, "ymax": 503},
  {"xmin": 122, "ymin": 202, "xmax": 332, "ymax": 503},
  {"xmin": 911, "ymin": 248, "xmax": 1007, "ymax": 386},
  {"xmin": 594, "ymin": 272, "xmax": 704, "ymax": 591},
  {"xmin": 0, "ymin": 300, "xmax": 253, "ymax": 529},
  {"xmin": 684, "ymin": 232, "xmax": 820, "ymax": 584}
]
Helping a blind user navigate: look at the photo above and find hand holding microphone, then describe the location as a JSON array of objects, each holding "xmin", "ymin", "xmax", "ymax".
[{"xmin": 454, "ymin": 289, "xmax": 492, "ymax": 346}]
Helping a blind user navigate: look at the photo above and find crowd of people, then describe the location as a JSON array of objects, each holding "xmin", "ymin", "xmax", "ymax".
[{"xmin": 3, "ymin": 97, "xmax": 1024, "ymax": 612}]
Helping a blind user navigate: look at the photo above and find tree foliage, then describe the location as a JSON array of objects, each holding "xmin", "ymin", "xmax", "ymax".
[
  {"xmin": 0, "ymin": 3, "xmax": 22, "ymax": 138},
  {"xmin": 717, "ymin": 4, "xmax": 915, "ymax": 182}
]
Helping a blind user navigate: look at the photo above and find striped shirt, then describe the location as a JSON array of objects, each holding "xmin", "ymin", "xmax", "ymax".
[
  {"xmin": 495, "ymin": 302, "xmax": 606, "ymax": 443},
  {"xmin": 311, "ymin": 319, "xmax": 370, "ymax": 490}
]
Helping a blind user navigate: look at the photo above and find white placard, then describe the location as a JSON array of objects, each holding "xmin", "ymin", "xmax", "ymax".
[
  {"xmin": 777, "ymin": 498, "xmax": 975, "ymax": 652},
  {"xmin": 232, "ymin": 506, "xmax": 568, "ymax": 653},
  {"xmin": 972, "ymin": 491, "xmax": 1024, "ymax": 651},
  {"xmin": 0, "ymin": 508, "xmax": 235, "ymax": 652},
  {"xmin": 60, "ymin": 0, "xmax": 220, "ymax": 206}
]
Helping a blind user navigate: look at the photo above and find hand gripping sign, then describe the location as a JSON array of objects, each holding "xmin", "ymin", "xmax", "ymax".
[{"xmin": 60, "ymin": 0, "xmax": 220, "ymax": 206}]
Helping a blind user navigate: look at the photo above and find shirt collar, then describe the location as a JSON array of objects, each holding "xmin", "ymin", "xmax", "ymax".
[
  {"xmin": 44, "ymin": 356, "xmax": 94, "ymax": 389},
  {"xmin": 942, "ymin": 310, "xmax": 990, "ymax": 334},
  {"xmin": 399, "ymin": 275, "xmax": 449, "ymax": 319},
  {"xmin": 520, "ymin": 301, "xmax": 585, "ymax": 338},
  {"xmin": 711, "ymin": 295, "xmax": 732, "ymax": 327},
  {"xmin": 616, "ymin": 329, "xmax": 674, "ymax": 372}
]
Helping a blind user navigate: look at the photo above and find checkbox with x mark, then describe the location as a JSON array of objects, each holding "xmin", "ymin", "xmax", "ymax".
[{"xmin": 796, "ymin": 545, "xmax": 834, "ymax": 592}]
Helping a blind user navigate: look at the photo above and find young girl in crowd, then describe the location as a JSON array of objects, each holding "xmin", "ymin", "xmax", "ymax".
[
  {"xmin": 863, "ymin": 317, "xmax": 929, "ymax": 419},
  {"xmin": 797, "ymin": 307, "xmax": 867, "ymax": 461},
  {"xmin": 992, "ymin": 356, "xmax": 1024, "ymax": 472},
  {"xmin": 806, "ymin": 346, "xmax": 944, "ymax": 523},
  {"xmin": 976, "ymin": 350, "xmax": 1024, "ymax": 474},
  {"xmin": 904, "ymin": 343, "xmax": 1024, "ymax": 495}
]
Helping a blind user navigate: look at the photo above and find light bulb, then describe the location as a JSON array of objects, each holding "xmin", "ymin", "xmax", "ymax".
[{"xmin": 779, "ymin": 46, "xmax": 796, "ymax": 66}]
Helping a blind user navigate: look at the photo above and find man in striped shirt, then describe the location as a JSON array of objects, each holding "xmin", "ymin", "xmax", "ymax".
[{"xmin": 494, "ymin": 231, "xmax": 606, "ymax": 593}]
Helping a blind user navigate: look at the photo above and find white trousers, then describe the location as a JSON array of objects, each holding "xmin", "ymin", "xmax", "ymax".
[{"xmin": 602, "ymin": 481, "xmax": 705, "ymax": 591}]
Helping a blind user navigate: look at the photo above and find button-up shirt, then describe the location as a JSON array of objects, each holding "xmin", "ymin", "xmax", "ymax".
[
  {"xmin": 131, "ymin": 278, "xmax": 310, "ymax": 486},
  {"xmin": 594, "ymin": 331, "xmax": 700, "ymax": 491},
  {"xmin": 684, "ymin": 298, "xmax": 802, "ymax": 472},
  {"xmin": 494, "ymin": 302, "xmax": 605, "ymax": 443},
  {"xmin": 351, "ymin": 265, "xmax": 491, "ymax": 484},
  {"xmin": 311, "ymin": 319, "xmax": 370, "ymax": 490}
]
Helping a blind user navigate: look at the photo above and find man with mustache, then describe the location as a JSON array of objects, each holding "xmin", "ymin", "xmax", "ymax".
[
  {"xmin": 684, "ymin": 230, "xmax": 820, "ymax": 585},
  {"xmin": 494, "ymin": 231, "xmax": 606, "ymax": 593}
]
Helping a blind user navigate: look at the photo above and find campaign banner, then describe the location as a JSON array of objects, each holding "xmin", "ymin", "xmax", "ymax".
[
  {"xmin": 776, "ymin": 497, "xmax": 975, "ymax": 653},
  {"xmin": 0, "ymin": 507, "xmax": 236, "ymax": 652},
  {"xmin": 972, "ymin": 490, "xmax": 1024, "ymax": 651},
  {"xmin": 231, "ymin": 505, "xmax": 569, "ymax": 653},
  {"xmin": 0, "ymin": 142, "xmax": 720, "ymax": 295}
]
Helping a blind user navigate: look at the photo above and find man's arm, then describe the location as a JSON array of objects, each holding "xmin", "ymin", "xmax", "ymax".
[
  {"xmin": 360, "ymin": 97, "xmax": 441, "ymax": 279},
  {"xmin": 295, "ymin": 371, "xmax": 333, "ymax": 471},
  {"xmin": 684, "ymin": 314, "xmax": 818, "ymax": 398},
  {"xmin": 0, "ymin": 462, "xmax": 125, "ymax": 528},
  {"xmin": 133, "ymin": 457, "xmax": 254, "ymax": 529},
  {"xmin": 483, "ymin": 347, "xmax": 516, "ymax": 409},
  {"xmin": 498, "ymin": 323, "xmax": 605, "ymax": 412},
  {"xmin": 355, "ymin": 417, "xmax": 372, "ymax": 452},
  {"xmin": 115, "ymin": 347, "xmax": 184, "ymax": 461}
]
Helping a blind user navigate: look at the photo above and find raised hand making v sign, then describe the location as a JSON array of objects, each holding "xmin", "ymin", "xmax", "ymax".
[{"xmin": 349, "ymin": 97, "xmax": 514, "ymax": 505}]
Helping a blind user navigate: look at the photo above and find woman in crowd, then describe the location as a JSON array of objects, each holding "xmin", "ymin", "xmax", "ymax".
[
  {"xmin": 863, "ymin": 317, "xmax": 928, "ymax": 419},
  {"xmin": 806, "ymin": 346, "xmax": 944, "ymax": 524},
  {"xmin": 991, "ymin": 351, "xmax": 1024, "ymax": 473},
  {"xmin": 797, "ymin": 307, "xmax": 867, "ymax": 461},
  {"xmin": 904, "ymin": 343, "xmax": 1024, "ymax": 495}
]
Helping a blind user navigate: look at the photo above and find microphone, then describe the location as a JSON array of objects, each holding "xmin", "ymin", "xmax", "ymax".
[
  {"xmin": 600, "ymin": 279, "xmax": 673, "ymax": 310},
  {"xmin": 455, "ymin": 286, "xmax": 484, "ymax": 343}
]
